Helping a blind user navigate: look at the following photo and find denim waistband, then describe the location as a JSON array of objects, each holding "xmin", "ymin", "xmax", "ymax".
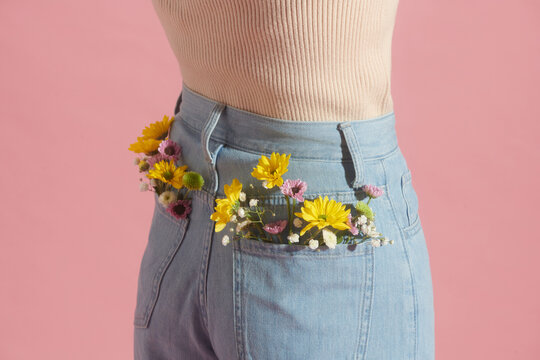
[
  {"xmin": 176, "ymin": 81, "xmax": 399, "ymax": 162},
  {"xmin": 175, "ymin": 81, "xmax": 400, "ymax": 189}
]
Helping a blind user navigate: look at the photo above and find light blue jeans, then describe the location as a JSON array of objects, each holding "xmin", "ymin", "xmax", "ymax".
[{"xmin": 133, "ymin": 82, "xmax": 435, "ymax": 359}]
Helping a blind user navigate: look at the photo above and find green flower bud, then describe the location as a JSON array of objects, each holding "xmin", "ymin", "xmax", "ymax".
[
  {"xmin": 355, "ymin": 201, "xmax": 374, "ymax": 220},
  {"xmin": 183, "ymin": 171, "xmax": 205, "ymax": 190}
]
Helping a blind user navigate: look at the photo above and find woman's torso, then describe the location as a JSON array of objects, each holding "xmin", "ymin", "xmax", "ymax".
[{"xmin": 152, "ymin": 0, "xmax": 400, "ymax": 122}]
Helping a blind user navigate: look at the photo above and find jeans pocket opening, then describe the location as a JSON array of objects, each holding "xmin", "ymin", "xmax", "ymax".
[
  {"xmin": 133, "ymin": 197, "xmax": 190, "ymax": 328},
  {"xmin": 399, "ymin": 169, "xmax": 420, "ymax": 234}
]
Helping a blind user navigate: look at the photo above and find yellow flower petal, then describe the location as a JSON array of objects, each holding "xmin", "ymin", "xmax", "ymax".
[
  {"xmin": 251, "ymin": 152, "xmax": 291, "ymax": 188},
  {"xmin": 141, "ymin": 115, "xmax": 174, "ymax": 140},
  {"xmin": 295, "ymin": 195, "xmax": 351, "ymax": 236}
]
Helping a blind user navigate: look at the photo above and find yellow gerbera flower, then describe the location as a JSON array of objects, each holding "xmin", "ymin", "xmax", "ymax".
[
  {"xmin": 251, "ymin": 152, "xmax": 291, "ymax": 188},
  {"xmin": 210, "ymin": 178, "xmax": 243, "ymax": 232},
  {"xmin": 128, "ymin": 137, "xmax": 162, "ymax": 154},
  {"xmin": 294, "ymin": 195, "xmax": 351, "ymax": 236},
  {"xmin": 146, "ymin": 159, "xmax": 188, "ymax": 189},
  {"xmin": 141, "ymin": 115, "xmax": 174, "ymax": 140}
]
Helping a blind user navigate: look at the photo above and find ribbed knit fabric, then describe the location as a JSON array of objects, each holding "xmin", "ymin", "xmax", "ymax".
[{"xmin": 152, "ymin": 0, "xmax": 400, "ymax": 122}]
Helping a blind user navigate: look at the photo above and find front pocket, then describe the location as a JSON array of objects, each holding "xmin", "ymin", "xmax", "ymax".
[
  {"xmin": 133, "ymin": 194, "xmax": 190, "ymax": 328},
  {"xmin": 397, "ymin": 169, "xmax": 421, "ymax": 236},
  {"xmin": 232, "ymin": 238, "xmax": 374, "ymax": 360}
]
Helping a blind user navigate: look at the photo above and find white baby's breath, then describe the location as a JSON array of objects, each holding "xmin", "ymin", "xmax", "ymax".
[
  {"xmin": 249, "ymin": 198, "xmax": 259, "ymax": 207},
  {"xmin": 360, "ymin": 224, "xmax": 369, "ymax": 235},
  {"xmin": 222, "ymin": 235, "xmax": 230, "ymax": 246},
  {"xmin": 236, "ymin": 219, "xmax": 251, "ymax": 232},
  {"xmin": 308, "ymin": 239, "xmax": 319, "ymax": 249},
  {"xmin": 371, "ymin": 238, "xmax": 381, "ymax": 247},
  {"xmin": 358, "ymin": 215, "xmax": 368, "ymax": 225},
  {"xmin": 287, "ymin": 233, "xmax": 300, "ymax": 243},
  {"xmin": 239, "ymin": 192, "xmax": 246, "ymax": 202},
  {"xmin": 262, "ymin": 180, "xmax": 269, "ymax": 188},
  {"xmin": 381, "ymin": 237, "xmax": 390, "ymax": 246},
  {"xmin": 237, "ymin": 207, "xmax": 246, "ymax": 218},
  {"xmin": 230, "ymin": 214, "xmax": 238, "ymax": 223},
  {"xmin": 322, "ymin": 228, "xmax": 337, "ymax": 249}
]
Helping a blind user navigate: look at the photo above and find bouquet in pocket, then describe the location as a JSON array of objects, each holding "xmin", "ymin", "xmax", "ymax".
[
  {"xmin": 211, "ymin": 152, "xmax": 394, "ymax": 250},
  {"xmin": 128, "ymin": 115, "xmax": 205, "ymax": 220}
]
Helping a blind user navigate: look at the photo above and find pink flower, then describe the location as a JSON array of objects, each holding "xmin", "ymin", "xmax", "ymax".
[
  {"xmin": 263, "ymin": 220, "xmax": 288, "ymax": 234},
  {"xmin": 158, "ymin": 139, "xmax": 182, "ymax": 160},
  {"xmin": 280, "ymin": 179, "xmax": 307, "ymax": 202},
  {"xmin": 166, "ymin": 199, "xmax": 192, "ymax": 219},
  {"xmin": 346, "ymin": 213, "xmax": 359, "ymax": 235},
  {"xmin": 147, "ymin": 153, "xmax": 169, "ymax": 167},
  {"xmin": 362, "ymin": 184, "xmax": 384, "ymax": 198}
]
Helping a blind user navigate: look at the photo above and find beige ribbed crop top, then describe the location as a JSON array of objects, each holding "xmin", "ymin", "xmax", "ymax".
[{"xmin": 152, "ymin": 0, "xmax": 400, "ymax": 122}]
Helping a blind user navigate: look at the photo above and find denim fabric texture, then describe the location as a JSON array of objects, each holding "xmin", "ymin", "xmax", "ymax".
[{"xmin": 133, "ymin": 81, "xmax": 435, "ymax": 359}]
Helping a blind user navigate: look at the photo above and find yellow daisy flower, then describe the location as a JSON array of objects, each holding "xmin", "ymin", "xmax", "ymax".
[
  {"xmin": 128, "ymin": 137, "xmax": 162, "ymax": 154},
  {"xmin": 251, "ymin": 152, "xmax": 291, "ymax": 188},
  {"xmin": 146, "ymin": 159, "xmax": 188, "ymax": 189},
  {"xmin": 128, "ymin": 115, "xmax": 174, "ymax": 154},
  {"xmin": 294, "ymin": 195, "xmax": 351, "ymax": 236},
  {"xmin": 210, "ymin": 178, "xmax": 243, "ymax": 232},
  {"xmin": 210, "ymin": 201, "xmax": 233, "ymax": 232},
  {"xmin": 141, "ymin": 115, "xmax": 174, "ymax": 140}
]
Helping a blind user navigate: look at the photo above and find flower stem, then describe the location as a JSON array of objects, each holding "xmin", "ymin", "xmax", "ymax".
[
  {"xmin": 285, "ymin": 195, "xmax": 291, "ymax": 234},
  {"xmin": 291, "ymin": 198, "xmax": 297, "ymax": 234},
  {"xmin": 312, "ymin": 227, "xmax": 323, "ymax": 240},
  {"xmin": 367, "ymin": 196, "xmax": 372, "ymax": 205},
  {"xmin": 255, "ymin": 210, "xmax": 271, "ymax": 242}
]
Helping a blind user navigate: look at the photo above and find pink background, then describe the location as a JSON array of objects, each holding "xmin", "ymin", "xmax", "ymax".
[{"xmin": 1, "ymin": 1, "xmax": 539, "ymax": 359}]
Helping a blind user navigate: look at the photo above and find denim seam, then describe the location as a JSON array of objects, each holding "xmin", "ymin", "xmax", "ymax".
[
  {"xmin": 134, "ymin": 210, "xmax": 189, "ymax": 328},
  {"xmin": 354, "ymin": 258, "xmax": 365, "ymax": 359},
  {"xmin": 233, "ymin": 246, "xmax": 246, "ymax": 360},
  {"xmin": 403, "ymin": 215, "xmax": 422, "ymax": 238},
  {"xmin": 179, "ymin": 114, "xmax": 397, "ymax": 163},
  {"xmin": 382, "ymin": 159, "xmax": 418, "ymax": 358},
  {"xmin": 209, "ymin": 188, "xmax": 390, "ymax": 206},
  {"xmin": 355, "ymin": 248, "xmax": 374, "ymax": 359},
  {"xmin": 400, "ymin": 226, "xmax": 419, "ymax": 360},
  {"xmin": 198, "ymin": 203, "xmax": 214, "ymax": 335},
  {"xmin": 235, "ymin": 247, "xmax": 372, "ymax": 258}
]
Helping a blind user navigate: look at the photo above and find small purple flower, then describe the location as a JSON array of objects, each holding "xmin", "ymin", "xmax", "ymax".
[
  {"xmin": 158, "ymin": 139, "xmax": 182, "ymax": 160},
  {"xmin": 362, "ymin": 184, "xmax": 384, "ymax": 198},
  {"xmin": 166, "ymin": 199, "xmax": 192, "ymax": 219},
  {"xmin": 347, "ymin": 213, "xmax": 359, "ymax": 236},
  {"xmin": 263, "ymin": 220, "xmax": 288, "ymax": 234},
  {"xmin": 280, "ymin": 179, "xmax": 307, "ymax": 202}
]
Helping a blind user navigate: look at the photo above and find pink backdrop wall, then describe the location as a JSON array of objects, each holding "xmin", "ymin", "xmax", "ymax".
[{"xmin": 1, "ymin": 1, "xmax": 539, "ymax": 359}]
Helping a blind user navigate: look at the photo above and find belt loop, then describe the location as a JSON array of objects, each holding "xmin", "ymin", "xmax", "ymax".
[
  {"xmin": 337, "ymin": 121, "xmax": 366, "ymax": 188},
  {"xmin": 201, "ymin": 103, "xmax": 226, "ymax": 194},
  {"xmin": 174, "ymin": 90, "xmax": 183, "ymax": 115},
  {"xmin": 201, "ymin": 103, "xmax": 226, "ymax": 165}
]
